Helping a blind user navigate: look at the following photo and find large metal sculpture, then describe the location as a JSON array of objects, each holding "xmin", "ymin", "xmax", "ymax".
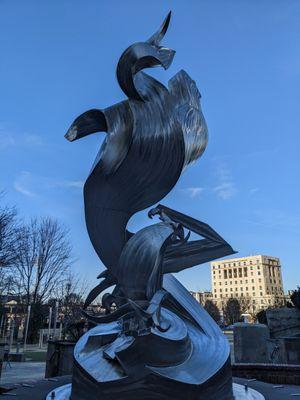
[{"xmin": 60, "ymin": 12, "xmax": 237, "ymax": 400}]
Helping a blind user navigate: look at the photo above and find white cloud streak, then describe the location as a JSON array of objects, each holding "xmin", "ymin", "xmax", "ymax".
[
  {"xmin": 182, "ymin": 187, "xmax": 205, "ymax": 198},
  {"xmin": 14, "ymin": 171, "xmax": 36, "ymax": 197},
  {"xmin": 0, "ymin": 126, "xmax": 43, "ymax": 150},
  {"xmin": 213, "ymin": 162, "xmax": 238, "ymax": 200}
]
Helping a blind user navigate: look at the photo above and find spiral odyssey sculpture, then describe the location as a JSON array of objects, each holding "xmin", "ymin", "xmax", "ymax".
[{"xmin": 49, "ymin": 11, "xmax": 252, "ymax": 400}]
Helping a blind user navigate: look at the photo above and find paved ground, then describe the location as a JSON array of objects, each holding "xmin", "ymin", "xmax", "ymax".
[
  {"xmin": 0, "ymin": 362, "xmax": 46, "ymax": 385},
  {"xmin": 0, "ymin": 374, "xmax": 299, "ymax": 399},
  {"xmin": 235, "ymin": 377, "xmax": 300, "ymax": 399}
]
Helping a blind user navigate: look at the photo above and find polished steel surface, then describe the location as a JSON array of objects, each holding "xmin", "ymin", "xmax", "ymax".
[
  {"xmin": 65, "ymin": 11, "xmax": 236, "ymax": 400},
  {"xmin": 46, "ymin": 384, "xmax": 71, "ymax": 400},
  {"xmin": 233, "ymin": 384, "xmax": 265, "ymax": 400}
]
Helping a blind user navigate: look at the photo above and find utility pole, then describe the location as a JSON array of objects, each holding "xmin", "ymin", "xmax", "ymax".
[
  {"xmin": 48, "ymin": 306, "xmax": 52, "ymax": 341},
  {"xmin": 8, "ymin": 318, "xmax": 15, "ymax": 353},
  {"xmin": 53, "ymin": 301, "xmax": 59, "ymax": 340},
  {"xmin": 23, "ymin": 305, "xmax": 31, "ymax": 352}
]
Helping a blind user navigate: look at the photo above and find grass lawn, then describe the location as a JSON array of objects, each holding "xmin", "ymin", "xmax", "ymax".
[{"xmin": 24, "ymin": 350, "xmax": 47, "ymax": 362}]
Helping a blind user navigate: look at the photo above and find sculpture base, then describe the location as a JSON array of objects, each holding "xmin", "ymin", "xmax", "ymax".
[{"xmin": 46, "ymin": 383, "xmax": 265, "ymax": 400}]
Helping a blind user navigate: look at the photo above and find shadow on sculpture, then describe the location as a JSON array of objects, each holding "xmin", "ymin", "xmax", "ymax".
[{"xmin": 61, "ymin": 11, "xmax": 238, "ymax": 400}]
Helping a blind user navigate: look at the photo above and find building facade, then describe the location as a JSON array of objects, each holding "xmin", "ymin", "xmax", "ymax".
[
  {"xmin": 211, "ymin": 255, "xmax": 285, "ymax": 314},
  {"xmin": 190, "ymin": 291, "xmax": 213, "ymax": 306}
]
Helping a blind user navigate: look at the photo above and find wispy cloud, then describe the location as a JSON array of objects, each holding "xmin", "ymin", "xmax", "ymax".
[
  {"xmin": 182, "ymin": 187, "xmax": 204, "ymax": 198},
  {"xmin": 0, "ymin": 132, "xmax": 16, "ymax": 149},
  {"xmin": 52, "ymin": 180, "xmax": 84, "ymax": 190},
  {"xmin": 245, "ymin": 209, "xmax": 300, "ymax": 231},
  {"xmin": 213, "ymin": 163, "xmax": 237, "ymax": 200},
  {"xmin": 14, "ymin": 171, "xmax": 36, "ymax": 197},
  {"xmin": 214, "ymin": 182, "xmax": 237, "ymax": 200},
  {"xmin": 13, "ymin": 172, "xmax": 83, "ymax": 198},
  {"xmin": 249, "ymin": 187, "xmax": 259, "ymax": 195},
  {"xmin": 0, "ymin": 126, "xmax": 44, "ymax": 150}
]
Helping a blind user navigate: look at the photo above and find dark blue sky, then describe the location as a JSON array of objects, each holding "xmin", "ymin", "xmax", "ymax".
[{"xmin": 0, "ymin": 0, "xmax": 299, "ymax": 292}]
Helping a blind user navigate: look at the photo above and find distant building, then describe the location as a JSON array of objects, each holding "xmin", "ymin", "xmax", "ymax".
[
  {"xmin": 211, "ymin": 255, "xmax": 285, "ymax": 314},
  {"xmin": 285, "ymin": 289, "xmax": 295, "ymax": 305},
  {"xmin": 190, "ymin": 291, "xmax": 213, "ymax": 306}
]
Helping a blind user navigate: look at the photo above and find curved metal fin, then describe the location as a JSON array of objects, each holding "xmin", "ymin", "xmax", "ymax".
[
  {"xmin": 147, "ymin": 11, "xmax": 172, "ymax": 45},
  {"xmin": 84, "ymin": 274, "xmax": 117, "ymax": 309},
  {"xmin": 65, "ymin": 109, "xmax": 107, "ymax": 142}
]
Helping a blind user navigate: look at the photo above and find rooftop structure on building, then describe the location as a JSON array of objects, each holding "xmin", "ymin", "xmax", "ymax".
[{"xmin": 190, "ymin": 291, "xmax": 213, "ymax": 306}]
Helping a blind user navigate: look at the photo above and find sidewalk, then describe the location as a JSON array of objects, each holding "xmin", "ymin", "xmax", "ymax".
[{"xmin": 0, "ymin": 362, "xmax": 46, "ymax": 385}]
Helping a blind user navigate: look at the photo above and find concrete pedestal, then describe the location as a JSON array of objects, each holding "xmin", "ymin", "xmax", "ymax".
[
  {"xmin": 234, "ymin": 323, "xmax": 270, "ymax": 363},
  {"xmin": 45, "ymin": 340, "xmax": 75, "ymax": 378}
]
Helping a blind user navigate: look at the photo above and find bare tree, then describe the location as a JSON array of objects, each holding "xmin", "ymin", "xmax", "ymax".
[
  {"xmin": 14, "ymin": 217, "xmax": 73, "ymax": 306},
  {"xmin": 224, "ymin": 298, "xmax": 241, "ymax": 325},
  {"xmin": 13, "ymin": 217, "xmax": 74, "ymax": 342},
  {"xmin": 0, "ymin": 193, "xmax": 18, "ymax": 269},
  {"xmin": 53, "ymin": 272, "xmax": 87, "ymax": 341},
  {"xmin": 204, "ymin": 300, "xmax": 221, "ymax": 323}
]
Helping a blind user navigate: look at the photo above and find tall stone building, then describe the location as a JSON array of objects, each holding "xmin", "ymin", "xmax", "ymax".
[{"xmin": 211, "ymin": 255, "xmax": 285, "ymax": 314}]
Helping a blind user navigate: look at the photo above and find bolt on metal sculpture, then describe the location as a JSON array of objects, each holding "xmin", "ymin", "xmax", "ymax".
[{"xmin": 64, "ymin": 12, "xmax": 236, "ymax": 400}]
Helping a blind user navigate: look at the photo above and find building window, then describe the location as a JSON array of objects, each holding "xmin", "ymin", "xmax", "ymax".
[
  {"xmin": 224, "ymin": 270, "xmax": 228, "ymax": 279},
  {"xmin": 244, "ymin": 267, "xmax": 248, "ymax": 277},
  {"xmin": 260, "ymin": 292, "xmax": 263, "ymax": 296}
]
